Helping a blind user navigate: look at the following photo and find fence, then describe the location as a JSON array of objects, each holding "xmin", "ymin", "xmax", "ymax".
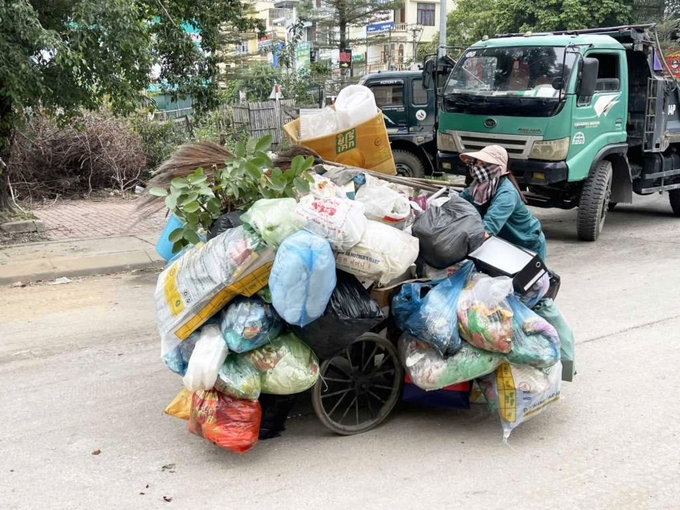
[{"xmin": 229, "ymin": 100, "xmax": 298, "ymax": 146}]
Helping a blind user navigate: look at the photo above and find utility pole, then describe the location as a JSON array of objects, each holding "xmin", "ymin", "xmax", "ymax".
[
  {"xmin": 411, "ymin": 26, "xmax": 422, "ymax": 66},
  {"xmin": 438, "ymin": 0, "xmax": 447, "ymax": 58}
]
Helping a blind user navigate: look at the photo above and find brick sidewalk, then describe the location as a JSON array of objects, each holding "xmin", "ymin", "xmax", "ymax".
[{"xmin": 33, "ymin": 198, "xmax": 168, "ymax": 239}]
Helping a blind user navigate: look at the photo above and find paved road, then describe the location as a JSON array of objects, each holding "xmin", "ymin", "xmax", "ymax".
[{"xmin": 2, "ymin": 195, "xmax": 680, "ymax": 509}]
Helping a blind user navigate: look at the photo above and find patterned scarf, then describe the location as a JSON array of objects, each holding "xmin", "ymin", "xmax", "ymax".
[{"xmin": 468, "ymin": 163, "xmax": 508, "ymax": 205}]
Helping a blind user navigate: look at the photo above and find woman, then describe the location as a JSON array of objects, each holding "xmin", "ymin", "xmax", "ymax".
[{"xmin": 459, "ymin": 145, "xmax": 547, "ymax": 260}]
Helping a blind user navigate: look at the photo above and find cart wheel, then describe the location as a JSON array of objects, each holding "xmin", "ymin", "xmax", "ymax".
[{"xmin": 312, "ymin": 333, "xmax": 404, "ymax": 436}]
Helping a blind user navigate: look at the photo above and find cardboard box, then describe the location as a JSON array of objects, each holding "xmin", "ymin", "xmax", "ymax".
[
  {"xmin": 467, "ymin": 236, "xmax": 547, "ymax": 293},
  {"xmin": 283, "ymin": 110, "xmax": 396, "ymax": 175}
]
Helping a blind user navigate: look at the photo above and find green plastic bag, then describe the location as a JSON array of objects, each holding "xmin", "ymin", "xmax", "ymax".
[
  {"xmin": 533, "ymin": 299, "xmax": 575, "ymax": 381},
  {"xmin": 215, "ymin": 354, "xmax": 262, "ymax": 400},
  {"xmin": 245, "ymin": 333, "xmax": 320, "ymax": 395},
  {"xmin": 241, "ymin": 198, "xmax": 298, "ymax": 248}
]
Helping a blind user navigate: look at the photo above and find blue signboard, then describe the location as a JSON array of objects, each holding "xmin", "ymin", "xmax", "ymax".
[{"xmin": 367, "ymin": 22, "xmax": 394, "ymax": 34}]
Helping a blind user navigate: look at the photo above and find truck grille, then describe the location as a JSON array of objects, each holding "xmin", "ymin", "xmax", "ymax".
[{"xmin": 452, "ymin": 131, "xmax": 541, "ymax": 160}]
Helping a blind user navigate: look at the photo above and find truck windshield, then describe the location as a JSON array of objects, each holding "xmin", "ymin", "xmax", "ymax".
[{"xmin": 443, "ymin": 46, "xmax": 576, "ymax": 116}]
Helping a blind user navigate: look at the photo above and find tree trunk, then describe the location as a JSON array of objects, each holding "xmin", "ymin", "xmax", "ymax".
[
  {"xmin": 0, "ymin": 94, "xmax": 15, "ymax": 214},
  {"xmin": 339, "ymin": 20, "xmax": 347, "ymax": 88}
]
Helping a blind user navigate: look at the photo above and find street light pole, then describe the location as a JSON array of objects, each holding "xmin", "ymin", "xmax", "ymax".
[{"xmin": 438, "ymin": 0, "xmax": 447, "ymax": 58}]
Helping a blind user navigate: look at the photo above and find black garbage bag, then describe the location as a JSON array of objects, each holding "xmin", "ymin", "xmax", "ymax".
[
  {"xmin": 293, "ymin": 271, "xmax": 386, "ymax": 360},
  {"xmin": 208, "ymin": 211, "xmax": 243, "ymax": 240},
  {"xmin": 258, "ymin": 393, "xmax": 299, "ymax": 440},
  {"xmin": 411, "ymin": 194, "xmax": 486, "ymax": 269}
]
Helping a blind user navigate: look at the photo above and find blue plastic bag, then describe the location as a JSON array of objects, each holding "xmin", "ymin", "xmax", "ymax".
[
  {"xmin": 505, "ymin": 295, "xmax": 560, "ymax": 369},
  {"xmin": 392, "ymin": 261, "xmax": 475, "ymax": 356},
  {"xmin": 162, "ymin": 331, "xmax": 199, "ymax": 376},
  {"xmin": 219, "ymin": 297, "xmax": 283, "ymax": 353},
  {"xmin": 269, "ymin": 230, "xmax": 336, "ymax": 327}
]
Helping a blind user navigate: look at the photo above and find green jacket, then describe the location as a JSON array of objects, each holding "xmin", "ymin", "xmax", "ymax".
[{"xmin": 460, "ymin": 178, "xmax": 547, "ymax": 261}]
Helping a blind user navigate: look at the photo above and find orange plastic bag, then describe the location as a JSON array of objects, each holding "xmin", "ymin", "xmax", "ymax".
[
  {"xmin": 188, "ymin": 390, "xmax": 262, "ymax": 453},
  {"xmin": 164, "ymin": 388, "xmax": 193, "ymax": 420}
]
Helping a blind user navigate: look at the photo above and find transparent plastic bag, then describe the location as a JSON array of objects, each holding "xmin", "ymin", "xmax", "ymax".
[
  {"xmin": 219, "ymin": 297, "xmax": 283, "ymax": 353},
  {"xmin": 394, "ymin": 261, "xmax": 475, "ymax": 356},
  {"xmin": 189, "ymin": 390, "xmax": 262, "ymax": 453},
  {"xmin": 245, "ymin": 333, "xmax": 320, "ymax": 395},
  {"xmin": 479, "ymin": 362, "xmax": 562, "ymax": 441},
  {"xmin": 182, "ymin": 324, "xmax": 229, "ymax": 392},
  {"xmin": 269, "ymin": 231, "xmax": 336, "ymax": 327},
  {"xmin": 215, "ymin": 355, "xmax": 261, "ymax": 400},
  {"xmin": 399, "ymin": 334, "xmax": 504, "ymax": 390},
  {"xmin": 240, "ymin": 198, "xmax": 298, "ymax": 248},
  {"xmin": 518, "ymin": 272, "xmax": 551, "ymax": 308},
  {"xmin": 533, "ymin": 298, "xmax": 575, "ymax": 381},
  {"xmin": 162, "ymin": 331, "xmax": 199, "ymax": 376},
  {"xmin": 457, "ymin": 272, "xmax": 515, "ymax": 353},
  {"xmin": 300, "ymin": 107, "xmax": 340, "ymax": 139},
  {"xmin": 505, "ymin": 295, "xmax": 560, "ymax": 369},
  {"xmin": 292, "ymin": 194, "xmax": 367, "ymax": 252},
  {"xmin": 354, "ymin": 184, "xmax": 412, "ymax": 225}
]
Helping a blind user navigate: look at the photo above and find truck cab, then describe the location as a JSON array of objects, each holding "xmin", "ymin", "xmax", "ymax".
[
  {"xmin": 359, "ymin": 71, "xmax": 438, "ymax": 177},
  {"xmin": 435, "ymin": 25, "xmax": 680, "ymax": 241}
]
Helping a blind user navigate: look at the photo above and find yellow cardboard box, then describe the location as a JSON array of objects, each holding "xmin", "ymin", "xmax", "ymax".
[{"xmin": 283, "ymin": 110, "xmax": 396, "ymax": 175}]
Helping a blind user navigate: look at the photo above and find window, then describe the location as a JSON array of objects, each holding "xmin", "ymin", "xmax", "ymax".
[
  {"xmin": 589, "ymin": 53, "xmax": 621, "ymax": 91},
  {"xmin": 234, "ymin": 41, "xmax": 249, "ymax": 55},
  {"xmin": 412, "ymin": 79, "xmax": 429, "ymax": 105},
  {"xmin": 370, "ymin": 85, "xmax": 404, "ymax": 107},
  {"xmin": 417, "ymin": 3, "xmax": 436, "ymax": 26}
]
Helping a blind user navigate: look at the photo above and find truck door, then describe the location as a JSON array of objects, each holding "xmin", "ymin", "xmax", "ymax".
[
  {"xmin": 408, "ymin": 77, "xmax": 435, "ymax": 134},
  {"xmin": 364, "ymin": 80, "xmax": 407, "ymax": 134}
]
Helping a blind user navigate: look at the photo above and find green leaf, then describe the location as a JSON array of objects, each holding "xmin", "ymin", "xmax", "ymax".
[
  {"xmin": 185, "ymin": 212, "xmax": 200, "ymax": 225},
  {"xmin": 206, "ymin": 198, "xmax": 223, "ymax": 215},
  {"xmin": 290, "ymin": 155, "xmax": 303, "ymax": 174},
  {"xmin": 183, "ymin": 227, "xmax": 201, "ymax": 245},
  {"xmin": 165, "ymin": 195, "xmax": 177, "ymax": 211},
  {"xmin": 171, "ymin": 240, "xmax": 185, "ymax": 254},
  {"xmin": 235, "ymin": 141, "xmax": 246, "ymax": 158},
  {"xmin": 271, "ymin": 167, "xmax": 283, "ymax": 179},
  {"xmin": 170, "ymin": 177, "xmax": 189, "ymax": 189},
  {"xmin": 183, "ymin": 202, "xmax": 201, "ymax": 213},
  {"xmin": 268, "ymin": 176, "xmax": 286, "ymax": 192},
  {"xmin": 255, "ymin": 135, "xmax": 273, "ymax": 153},
  {"xmin": 188, "ymin": 174, "xmax": 208, "ymax": 185},
  {"xmin": 303, "ymin": 156, "xmax": 315, "ymax": 170},
  {"xmin": 168, "ymin": 227, "xmax": 184, "ymax": 243},
  {"xmin": 179, "ymin": 191, "xmax": 199, "ymax": 205},
  {"xmin": 246, "ymin": 137, "xmax": 258, "ymax": 155},
  {"xmin": 294, "ymin": 176, "xmax": 311, "ymax": 194},
  {"xmin": 245, "ymin": 162, "xmax": 262, "ymax": 180},
  {"xmin": 148, "ymin": 187, "xmax": 168, "ymax": 197}
]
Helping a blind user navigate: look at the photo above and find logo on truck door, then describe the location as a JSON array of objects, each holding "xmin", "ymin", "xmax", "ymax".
[{"xmin": 593, "ymin": 94, "xmax": 620, "ymax": 117}]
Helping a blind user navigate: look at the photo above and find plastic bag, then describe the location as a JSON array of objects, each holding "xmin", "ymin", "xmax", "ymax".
[
  {"xmin": 182, "ymin": 324, "xmax": 229, "ymax": 392},
  {"xmin": 310, "ymin": 174, "xmax": 344, "ymax": 199},
  {"xmin": 335, "ymin": 220, "xmax": 419, "ymax": 285},
  {"xmin": 300, "ymin": 107, "xmax": 340, "ymax": 139},
  {"xmin": 518, "ymin": 272, "xmax": 551, "ymax": 308},
  {"xmin": 164, "ymin": 388, "xmax": 193, "ymax": 420},
  {"xmin": 156, "ymin": 226, "xmax": 275, "ymax": 359},
  {"xmin": 419, "ymin": 261, "xmax": 467, "ymax": 281},
  {"xmin": 354, "ymin": 184, "xmax": 411, "ymax": 225},
  {"xmin": 480, "ymin": 362, "xmax": 561, "ymax": 440},
  {"xmin": 412, "ymin": 193, "xmax": 486, "ymax": 269},
  {"xmin": 399, "ymin": 334, "xmax": 504, "ymax": 390},
  {"xmin": 292, "ymin": 194, "xmax": 367, "ymax": 252},
  {"xmin": 162, "ymin": 331, "xmax": 199, "ymax": 376},
  {"xmin": 394, "ymin": 262, "xmax": 475, "ymax": 356},
  {"xmin": 208, "ymin": 211, "xmax": 243, "ymax": 240},
  {"xmin": 240, "ymin": 198, "xmax": 298, "ymax": 248},
  {"xmin": 533, "ymin": 299, "xmax": 575, "ymax": 381},
  {"xmin": 505, "ymin": 295, "xmax": 560, "ymax": 368},
  {"xmin": 457, "ymin": 272, "xmax": 515, "ymax": 353},
  {"xmin": 245, "ymin": 333, "xmax": 320, "ymax": 394},
  {"xmin": 215, "ymin": 355, "xmax": 261, "ymax": 400},
  {"xmin": 189, "ymin": 390, "xmax": 262, "ymax": 453},
  {"xmin": 258, "ymin": 393, "xmax": 298, "ymax": 440},
  {"xmin": 269, "ymin": 231, "xmax": 336, "ymax": 327},
  {"xmin": 293, "ymin": 271, "xmax": 385, "ymax": 360},
  {"xmin": 219, "ymin": 297, "xmax": 283, "ymax": 353},
  {"xmin": 334, "ymin": 85, "xmax": 378, "ymax": 130}
]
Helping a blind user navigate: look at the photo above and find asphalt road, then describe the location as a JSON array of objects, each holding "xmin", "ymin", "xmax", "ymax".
[{"xmin": 2, "ymin": 194, "xmax": 680, "ymax": 509}]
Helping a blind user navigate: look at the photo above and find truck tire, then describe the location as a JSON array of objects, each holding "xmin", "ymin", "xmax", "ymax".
[
  {"xmin": 577, "ymin": 160, "xmax": 613, "ymax": 242},
  {"xmin": 393, "ymin": 150, "xmax": 425, "ymax": 178},
  {"xmin": 669, "ymin": 190, "xmax": 680, "ymax": 217}
]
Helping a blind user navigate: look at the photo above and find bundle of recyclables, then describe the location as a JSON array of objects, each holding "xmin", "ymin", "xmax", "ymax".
[{"xmin": 155, "ymin": 104, "xmax": 574, "ymax": 455}]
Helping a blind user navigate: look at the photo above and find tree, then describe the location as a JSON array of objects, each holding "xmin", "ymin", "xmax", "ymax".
[
  {"xmin": 0, "ymin": 0, "xmax": 260, "ymax": 212},
  {"xmin": 299, "ymin": 0, "xmax": 403, "ymax": 86},
  {"xmin": 445, "ymin": 0, "xmax": 499, "ymax": 47}
]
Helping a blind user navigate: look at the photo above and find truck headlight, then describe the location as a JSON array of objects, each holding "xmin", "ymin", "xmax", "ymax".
[
  {"xmin": 437, "ymin": 131, "xmax": 457, "ymax": 152},
  {"xmin": 529, "ymin": 137, "xmax": 570, "ymax": 161}
]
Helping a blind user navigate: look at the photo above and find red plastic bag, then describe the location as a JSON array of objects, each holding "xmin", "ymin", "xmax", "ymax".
[{"xmin": 189, "ymin": 390, "xmax": 262, "ymax": 453}]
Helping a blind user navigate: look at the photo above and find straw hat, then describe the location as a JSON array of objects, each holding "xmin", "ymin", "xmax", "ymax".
[{"xmin": 460, "ymin": 145, "xmax": 508, "ymax": 169}]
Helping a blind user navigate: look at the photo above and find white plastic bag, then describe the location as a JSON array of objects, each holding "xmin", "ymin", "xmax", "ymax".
[
  {"xmin": 240, "ymin": 198, "xmax": 298, "ymax": 248},
  {"xmin": 182, "ymin": 324, "xmax": 229, "ymax": 392},
  {"xmin": 335, "ymin": 220, "xmax": 419, "ymax": 285},
  {"xmin": 300, "ymin": 108, "xmax": 339, "ymax": 139},
  {"xmin": 292, "ymin": 194, "xmax": 367, "ymax": 252},
  {"xmin": 355, "ymin": 184, "xmax": 411, "ymax": 225},
  {"xmin": 310, "ymin": 174, "xmax": 345, "ymax": 199},
  {"xmin": 335, "ymin": 85, "xmax": 378, "ymax": 129},
  {"xmin": 269, "ymin": 230, "xmax": 337, "ymax": 327}
]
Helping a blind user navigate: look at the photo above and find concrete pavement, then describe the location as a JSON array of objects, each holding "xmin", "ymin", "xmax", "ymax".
[{"xmin": 2, "ymin": 194, "xmax": 680, "ymax": 509}]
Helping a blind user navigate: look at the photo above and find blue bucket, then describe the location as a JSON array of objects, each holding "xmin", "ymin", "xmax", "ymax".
[{"xmin": 156, "ymin": 214, "xmax": 184, "ymax": 262}]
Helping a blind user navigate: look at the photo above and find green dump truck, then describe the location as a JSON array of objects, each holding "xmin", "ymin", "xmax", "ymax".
[{"xmin": 433, "ymin": 24, "xmax": 680, "ymax": 241}]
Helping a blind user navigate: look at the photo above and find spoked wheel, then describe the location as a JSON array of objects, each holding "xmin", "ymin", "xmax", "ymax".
[{"xmin": 312, "ymin": 333, "xmax": 404, "ymax": 436}]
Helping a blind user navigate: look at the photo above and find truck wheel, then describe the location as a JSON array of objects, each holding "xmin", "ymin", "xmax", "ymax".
[
  {"xmin": 577, "ymin": 160, "xmax": 613, "ymax": 242},
  {"xmin": 669, "ymin": 190, "xmax": 680, "ymax": 217},
  {"xmin": 393, "ymin": 150, "xmax": 425, "ymax": 178}
]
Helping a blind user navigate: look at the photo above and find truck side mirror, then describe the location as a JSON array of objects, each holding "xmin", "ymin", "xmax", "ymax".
[
  {"xmin": 422, "ymin": 59, "xmax": 434, "ymax": 89},
  {"xmin": 577, "ymin": 58, "xmax": 599, "ymax": 97}
]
